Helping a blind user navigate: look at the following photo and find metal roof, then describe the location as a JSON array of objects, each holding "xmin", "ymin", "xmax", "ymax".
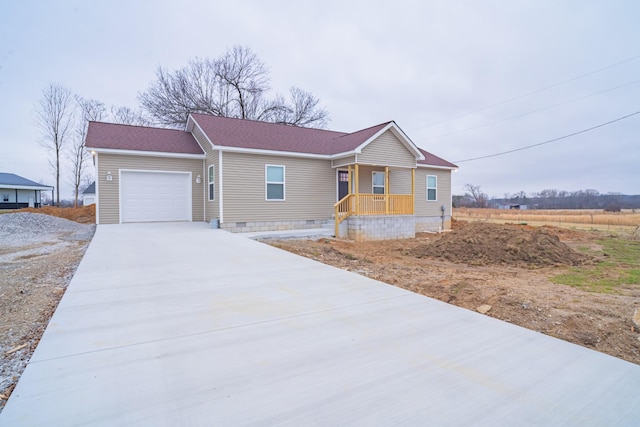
[
  {"xmin": 83, "ymin": 182, "xmax": 95, "ymax": 194},
  {"xmin": 0, "ymin": 173, "xmax": 53, "ymax": 190}
]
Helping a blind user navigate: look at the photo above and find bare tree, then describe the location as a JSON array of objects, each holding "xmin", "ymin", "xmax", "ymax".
[
  {"xmin": 68, "ymin": 97, "xmax": 106, "ymax": 207},
  {"xmin": 111, "ymin": 106, "xmax": 152, "ymax": 126},
  {"xmin": 139, "ymin": 46, "xmax": 329, "ymax": 128},
  {"xmin": 265, "ymin": 87, "xmax": 329, "ymax": 127},
  {"xmin": 80, "ymin": 175, "xmax": 93, "ymax": 194},
  {"xmin": 216, "ymin": 46, "xmax": 270, "ymax": 120},
  {"xmin": 463, "ymin": 183, "xmax": 489, "ymax": 208},
  {"xmin": 36, "ymin": 84, "xmax": 75, "ymax": 206}
]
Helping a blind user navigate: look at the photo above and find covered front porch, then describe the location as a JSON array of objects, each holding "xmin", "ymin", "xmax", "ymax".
[{"xmin": 334, "ymin": 164, "xmax": 416, "ymax": 240}]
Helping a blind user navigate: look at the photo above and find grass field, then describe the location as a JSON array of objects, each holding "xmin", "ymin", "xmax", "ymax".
[
  {"xmin": 552, "ymin": 237, "xmax": 640, "ymax": 293},
  {"xmin": 454, "ymin": 208, "xmax": 640, "ymax": 234}
]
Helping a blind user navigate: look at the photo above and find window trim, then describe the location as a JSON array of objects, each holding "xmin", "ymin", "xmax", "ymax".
[
  {"xmin": 208, "ymin": 165, "xmax": 215, "ymax": 201},
  {"xmin": 265, "ymin": 164, "xmax": 285, "ymax": 201},
  {"xmin": 427, "ymin": 175, "xmax": 437, "ymax": 201},
  {"xmin": 372, "ymin": 171, "xmax": 385, "ymax": 195}
]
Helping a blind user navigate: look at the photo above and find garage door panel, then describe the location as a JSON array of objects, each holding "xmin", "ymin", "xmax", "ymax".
[{"xmin": 121, "ymin": 171, "xmax": 191, "ymax": 223}]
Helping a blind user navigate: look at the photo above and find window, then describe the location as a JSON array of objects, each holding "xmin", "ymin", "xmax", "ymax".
[
  {"xmin": 372, "ymin": 171, "xmax": 385, "ymax": 194},
  {"xmin": 427, "ymin": 175, "xmax": 437, "ymax": 201},
  {"xmin": 208, "ymin": 165, "xmax": 215, "ymax": 201},
  {"xmin": 2, "ymin": 194, "xmax": 8, "ymax": 202},
  {"xmin": 266, "ymin": 165, "xmax": 285, "ymax": 200}
]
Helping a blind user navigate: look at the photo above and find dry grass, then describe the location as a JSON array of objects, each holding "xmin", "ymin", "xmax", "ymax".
[{"xmin": 455, "ymin": 208, "xmax": 640, "ymax": 228}]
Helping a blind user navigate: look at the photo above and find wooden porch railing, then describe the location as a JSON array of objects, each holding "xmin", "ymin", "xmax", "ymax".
[{"xmin": 334, "ymin": 194, "xmax": 414, "ymax": 236}]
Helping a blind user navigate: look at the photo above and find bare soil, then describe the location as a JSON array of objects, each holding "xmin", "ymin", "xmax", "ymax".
[
  {"xmin": 14, "ymin": 205, "xmax": 96, "ymax": 224},
  {"xmin": 271, "ymin": 221, "xmax": 640, "ymax": 364}
]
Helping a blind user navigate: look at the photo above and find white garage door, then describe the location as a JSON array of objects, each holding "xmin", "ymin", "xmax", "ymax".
[{"xmin": 120, "ymin": 171, "xmax": 191, "ymax": 223}]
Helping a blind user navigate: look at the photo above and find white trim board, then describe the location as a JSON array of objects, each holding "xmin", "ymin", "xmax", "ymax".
[{"xmin": 90, "ymin": 148, "xmax": 205, "ymax": 159}]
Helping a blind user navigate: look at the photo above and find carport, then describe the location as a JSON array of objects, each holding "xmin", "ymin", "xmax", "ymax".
[{"xmin": 1, "ymin": 223, "xmax": 639, "ymax": 426}]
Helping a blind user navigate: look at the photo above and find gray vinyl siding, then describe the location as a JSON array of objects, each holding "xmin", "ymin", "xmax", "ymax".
[
  {"xmin": 415, "ymin": 168, "xmax": 452, "ymax": 216},
  {"xmin": 222, "ymin": 152, "xmax": 335, "ymax": 223},
  {"xmin": 96, "ymin": 153, "xmax": 205, "ymax": 224},
  {"xmin": 358, "ymin": 130, "xmax": 417, "ymax": 168},
  {"xmin": 356, "ymin": 165, "xmax": 385, "ymax": 194},
  {"xmin": 191, "ymin": 123, "xmax": 219, "ymax": 222},
  {"xmin": 332, "ymin": 155, "xmax": 356, "ymax": 168},
  {"xmin": 389, "ymin": 169, "xmax": 413, "ymax": 194},
  {"xmin": 191, "ymin": 125, "xmax": 209, "ymax": 150}
]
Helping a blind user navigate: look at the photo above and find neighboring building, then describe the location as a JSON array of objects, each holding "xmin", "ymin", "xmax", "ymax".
[
  {"xmin": 0, "ymin": 173, "xmax": 53, "ymax": 209},
  {"xmin": 82, "ymin": 182, "xmax": 96, "ymax": 205},
  {"xmin": 85, "ymin": 115, "xmax": 458, "ymax": 240}
]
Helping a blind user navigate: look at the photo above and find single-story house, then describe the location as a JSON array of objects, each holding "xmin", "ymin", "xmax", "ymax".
[
  {"xmin": 82, "ymin": 182, "xmax": 96, "ymax": 205},
  {"xmin": 0, "ymin": 173, "xmax": 53, "ymax": 209},
  {"xmin": 85, "ymin": 114, "xmax": 457, "ymax": 240}
]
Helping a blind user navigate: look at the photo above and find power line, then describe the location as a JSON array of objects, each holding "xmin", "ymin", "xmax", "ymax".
[
  {"xmin": 413, "ymin": 54, "xmax": 640, "ymax": 130},
  {"xmin": 426, "ymin": 78, "xmax": 640, "ymax": 141},
  {"xmin": 454, "ymin": 110, "xmax": 640, "ymax": 163}
]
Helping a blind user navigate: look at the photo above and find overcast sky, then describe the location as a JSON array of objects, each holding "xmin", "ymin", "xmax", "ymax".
[{"xmin": 1, "ymin": 0, "xmax": 638, "ymax": 199}]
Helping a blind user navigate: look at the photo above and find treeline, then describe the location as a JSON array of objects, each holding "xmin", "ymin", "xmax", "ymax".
[
  {"xmin": 454, "ymin": 188, "xmax": 640, "ymax": 210},
  {"xmin": 35, "ymin": 45, "xmax": 328, "ymax": 206}
]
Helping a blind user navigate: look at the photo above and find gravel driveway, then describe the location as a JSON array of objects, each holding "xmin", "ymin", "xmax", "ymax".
[{"xmin": 0, "ymin": 213, "xmax": 94, "ymax": 411}]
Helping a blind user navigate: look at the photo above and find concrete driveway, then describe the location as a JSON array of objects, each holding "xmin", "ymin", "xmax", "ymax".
[{"xmin": 2, "ymin": 222, "xmax": 639, "ymax": 426}]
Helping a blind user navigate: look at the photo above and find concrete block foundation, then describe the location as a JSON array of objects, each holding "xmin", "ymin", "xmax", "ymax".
[
  {"xmin": 415, "ymin": 215, "xmax": 452, "ymax": 233},
  {"xmin": 347, "ymin": 215, "xmax": 415, "ymax": 241},
  {"xmin": 221, "ymin": 219, "xmax": 330, "ymax": 233}
]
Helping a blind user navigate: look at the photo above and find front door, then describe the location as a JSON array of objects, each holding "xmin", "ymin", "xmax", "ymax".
[{"xmin": 338, "ymin": 170, "xmax": 349, "ymax": 200}]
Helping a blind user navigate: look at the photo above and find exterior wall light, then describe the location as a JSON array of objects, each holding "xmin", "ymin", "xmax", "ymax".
[
  {"xmin": 106, "ymin": 171, "xmax": 113, "ymax": 182},
  {"xmin": 196, "ymin": 174, "xmax": 201, "ymax": 184}
]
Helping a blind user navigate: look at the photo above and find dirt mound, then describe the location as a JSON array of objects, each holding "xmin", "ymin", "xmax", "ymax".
[
  {"xmin": 412, "ymin": 222, "xmax": 591, "ymax": 267},
  {"xmin": 13, "ymin": 205, "xmax": 95, "ymax": 224}
]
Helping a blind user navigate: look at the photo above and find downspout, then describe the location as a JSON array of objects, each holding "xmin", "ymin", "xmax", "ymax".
[
  {"xmin": 218, "ymin": 150, "xmax": 223, "ymax": 224},
  {"xmin": 34, "ymin": 190, "xmax": 37, "ymax": 208},
  {"xmin": 15, "ymin": 189, "xmax": 18, "ymax": 209},
  {"xmin": 95, "ymin": 154, "xmax": 100, "ymax": 224},
  {"xmin": 203, "ymin": 159, "xmax": 206, "ymax": 222}
]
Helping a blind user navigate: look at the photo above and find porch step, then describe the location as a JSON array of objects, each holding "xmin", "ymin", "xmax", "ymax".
[{"xmin": 240, "ymin": 228, "xmax": 334, "ymax": 241}]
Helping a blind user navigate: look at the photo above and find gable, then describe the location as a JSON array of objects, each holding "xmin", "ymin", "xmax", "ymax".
[{"xmin": 357, "ymin": 129, "xmax": 417, "ymax": 168}]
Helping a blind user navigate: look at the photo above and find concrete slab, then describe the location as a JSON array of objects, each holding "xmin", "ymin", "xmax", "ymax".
[
  {"xmin": 238, "ymin": 227, "xmax": 333, "ymax": 240},
  {"xmin": 1, "ymin": 222, "xmax": 639, "ymax": 426}
]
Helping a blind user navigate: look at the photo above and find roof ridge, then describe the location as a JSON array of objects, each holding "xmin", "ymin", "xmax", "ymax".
[
  {"xmin": 332, "ymin": 121, "xmax": 393, "ymax": 141},
  {"xmin": 190, "ymin": 113, "xmax": 346, "ymax": 135},
  {"xmin": 89, "ymin": 121, "xmax": 184, "ymax": 132}
]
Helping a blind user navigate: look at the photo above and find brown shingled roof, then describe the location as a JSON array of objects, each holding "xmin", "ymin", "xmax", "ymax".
[
  {"xmin": 85, "ymin": 122, "xmax": 204, "ymax": 155},
  {"xmin": 417, "ymin": 148, "xmax": 458, "ymax": 168},
  {"xmin": 191, "ymin": 114, "xmax": 394, "ymax": 155},
  {"xmin": 84, "ymin": 116, "xmax": 457, "ymax": 169}
]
